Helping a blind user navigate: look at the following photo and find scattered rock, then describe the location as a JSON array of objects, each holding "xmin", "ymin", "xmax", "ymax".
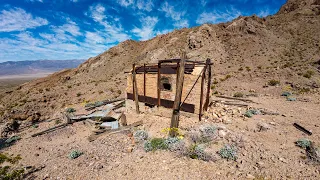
[
  {"xmin": 279, "ymin": 157, "xmax": 288, "ymax": 163},
  {"xmin": 246, "ymin": 174, "xmax": 255, "ymax": 179},
  {"xmin": 218, "ymin": 130, "xmax": 227, "ymax": 138},
  {"xmin": 257, "ymin": 122, "xmax": 270, "ymax": 132}
]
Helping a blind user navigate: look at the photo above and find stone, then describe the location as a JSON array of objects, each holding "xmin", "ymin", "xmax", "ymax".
[
  {"xmin": 246, "ymin": 174, "xmax": 255, "ymax": 179},
  {"xmin": 257, "ymin": 122, "xmax": 270, "ymax": 131},
  {"xmin": 127, "ymin": 147, "xmax": 133, "ymax": 153},
  {"xmin": 218, "ymin": 130, "xmax": 227, "ymax": 138},
  {"xmin": 269, "ymin": 122, "xmax": 276, "ymax": 126},
  {"xmin": 279, "ymin": 157, "xmax": 287, "ymax": 163}
]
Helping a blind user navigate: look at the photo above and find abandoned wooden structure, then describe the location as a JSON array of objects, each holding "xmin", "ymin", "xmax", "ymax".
[{"xmin": 126, "ymin": 58, "xmax": 212, "ymax": 120}]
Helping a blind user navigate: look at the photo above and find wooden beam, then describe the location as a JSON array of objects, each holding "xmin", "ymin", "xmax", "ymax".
[
  {"xmin": 203, "ymin": 58, "xmax": 212, "ymax": 111},
  {"xmin": 199, "ymin": 64, "xmax": 207, "ymax": 121},
  {"xmin": 170, "ymin": 52, "xmax": 186, "ymax": 137},
  {"xmin": 143, "ymin": 63, "xmax": 146, "ymax": 103},
  {"xmin": 132, "ymin": 63, "xmax": 140, "ymax": 114},
  {"xmin": 157, "ymin": 62, "xmax": 161, "ymax": 106}
]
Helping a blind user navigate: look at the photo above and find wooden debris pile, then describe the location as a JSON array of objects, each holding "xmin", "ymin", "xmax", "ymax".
[{"xmin": 31, "ymin": 98, "xmax": 141, "ymax": 141}]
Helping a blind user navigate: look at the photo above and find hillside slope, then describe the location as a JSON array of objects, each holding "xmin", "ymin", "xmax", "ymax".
[{"xmin": 0, "ymin": 0, "xmax": 319, "ymax": 121}]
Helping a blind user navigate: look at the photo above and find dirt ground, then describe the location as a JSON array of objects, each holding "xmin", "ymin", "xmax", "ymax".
[{"xmin": 3, "ymin": 94, "xmax": 320, "ymax": 179}]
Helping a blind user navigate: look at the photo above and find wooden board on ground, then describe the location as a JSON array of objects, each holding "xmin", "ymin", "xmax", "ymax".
[{"xmin": 87, "ymin": 120, "xmax": 143, "ymax": 142}]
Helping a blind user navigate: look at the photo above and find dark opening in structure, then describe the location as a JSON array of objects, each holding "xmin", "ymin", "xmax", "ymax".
[
  {"xmin": 160, "ymin": 77, "xmax": 172, "ymax": 91},
  {"xmin": 145, "ymin": 103, "xmax": 155, "ymax": 108},
  {"xmin": 163, "ymin": 83, "xmax": 171, "ymax": 91}
]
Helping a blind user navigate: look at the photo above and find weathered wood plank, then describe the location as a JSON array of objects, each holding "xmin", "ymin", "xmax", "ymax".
[
  {"xmin": 157, "ymin": 63, "xmax": 161, "ymax": 106},
  {"xmin": 132, "ymin": 64, "xmax": 140, "ymax": 114},
  {"xmin": 170, "ymin": 52, "xmax": 186, "ymax": 137},
  {"xmin": 204, "ymin": 58, "xmax": 211, "ymax": 111},
  {"xmin": 127, "ymin": 93, "xmax": 195, "ymax": 113},
  {"xmin": 199, "ymin": 63, "xmax": 207, "ymax": 121}
]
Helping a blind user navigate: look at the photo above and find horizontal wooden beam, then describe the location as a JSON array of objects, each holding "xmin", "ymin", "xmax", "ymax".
[{"xmin": 127, "ymin": 93, "xmax": 195, "ymax": 113}]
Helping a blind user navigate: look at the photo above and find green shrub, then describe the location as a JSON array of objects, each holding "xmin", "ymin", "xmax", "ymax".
[
  {"xmin": 281, "ymin": 92, "xmax": 292, "ymax": 97},
  {"xmin": 55, "ymin": 119, "xmax": 61, "ymax": 124},
  {"xmin": 0, "ymin": 153, "xmax": 24, "ymax": 180},
  {"xmin": 188, "ymin": 144, "xmax": 212, "ymax": 161},
  {"xmin": 66, "ymin": 108, "xmax": 76, "ymax": 113},
  {"xmin": 219, "ymin": 145, "xmax": 237, "ymax": 160},
  {"xmin": 238, "ymin": 67, "xmax": 244, "ymax": 71},
  {"xmin": 5, "ymin": 136, "xmax": 21, "ymax": 144},
  {"xmin": 144, "ymin": 138, "xmax": 168, "ymax": 152},
  {"xmin": 303, "ymin": 70, "xmax": 314, "ymax": 79},
  {"xmin": 68, "ymin": 150, "xmax": 83, "ymax": 159},
  {"xmin": 296, "ymin": 139, "xmax": 311, "ymax": 149},
  {"xmin": 190, "ymin": 125, "xmax": 218, "ymax": 143},
  {"xmin": 233, "ymin": 92, "xmax": 244, "ymax": 98},
  {"xmin": 268, "ymin": 79, "xmax": 280, "ymax": 86},
  {"xmin": 134, "ymin": 130, "xmax": 148, "ymax": 142},
  {"xmin": 286, "ymin": 97, "xmax": 296, "ymax": 101},
  {"xmin": 244, "ymin": 109, "xmax": 261, "ymax": 118}
]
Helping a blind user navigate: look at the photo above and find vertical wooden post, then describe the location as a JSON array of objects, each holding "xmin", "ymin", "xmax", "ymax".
[
  {"xmin": 203, "ymin": 59, "xmax": 211, "ymax": 111},
  {"xmin": 132, "ymin": 64, "xmax": 140, "ymax": 114},
  {"xmin": 143, "ymin": 64, "xmax": 146, "ymax": 103},
  {"xmin": 199, "ymin": 64, "xmax": 207, "ymax": 121},
  {"xmin": 157, "ymin": 62, "xmax": 161, "ymax": 106},
  {"xmin": 170, "ymin": 52, "xmax": 186, "ymax": 137}
]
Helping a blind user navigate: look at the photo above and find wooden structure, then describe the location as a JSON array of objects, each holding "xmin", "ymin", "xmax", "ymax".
[{"xmin": 126, "ymin": 58, "xmax": 212, "ymax": 121}]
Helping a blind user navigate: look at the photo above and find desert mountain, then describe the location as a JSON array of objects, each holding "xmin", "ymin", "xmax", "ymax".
[
  {"xmin": 0, "ymin": 60, "xmax": 85, "ymax": 76},
  {"xmin": 0, "ymin": 0, "xmax": 319, "ymax": 121}
]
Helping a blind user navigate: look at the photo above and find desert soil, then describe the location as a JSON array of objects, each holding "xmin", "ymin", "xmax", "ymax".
[{"xmin": 3, "ymin": 93, "xmax": 320, "ymax": 179}]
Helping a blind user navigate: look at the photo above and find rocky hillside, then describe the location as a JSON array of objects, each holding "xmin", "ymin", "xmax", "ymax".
[{"xmin": 0, "ymin": 0, "xmax": 319, "ymax": 122}]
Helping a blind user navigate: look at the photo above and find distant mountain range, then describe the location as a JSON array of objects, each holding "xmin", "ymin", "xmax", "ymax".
[{"xmin": 0, "ymin": 59, "xmax": 85, "ymax": 76}]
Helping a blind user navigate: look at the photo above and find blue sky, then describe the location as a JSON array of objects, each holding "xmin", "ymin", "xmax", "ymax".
[{"xmin": 0, "ymin": 0, "xmax": 286, "ymax": 62}]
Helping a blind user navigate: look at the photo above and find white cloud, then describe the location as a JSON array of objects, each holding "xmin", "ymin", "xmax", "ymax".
[
  {"xmin": 0, "ymin": 7, "xmax": 48, "ymax": 32},
  {"xmin": 257, "ymin": 9, "xmax": 271, "ymax": 17},
  {"xmin": 117, "ymin": 0, "xmax": 153, "ymax": 12},
  {"xmin": 159, "ymin": 1, "xmax": 189, "ymax": 28},
  {"xmin": 196, "ymin": 7, "xmax": 242, "ymax": 24},
  {"xmin": 87, "ymin": 4, "xmax": 106, "ymax": 23},
  {"xmin": 117, "ymin": 0, "xmax": 134, "ymax": 7},
  {"xmin": 85, "ymin": 31, "xmax": 104, "ymax": 43},
  {"xmin": 86, "ymin": 3, "xmax": 130, "ymax": 43},
  {"xmin": 132, "ymin": 16, "xmax": 158, "ymax": 40},
  {"xmin": 136, "ymin": 0, "xmax": 154, "ymax": 12},
  {"xmin": 159, "ymin": 2, "xmax": 184, "ymax": 21}
]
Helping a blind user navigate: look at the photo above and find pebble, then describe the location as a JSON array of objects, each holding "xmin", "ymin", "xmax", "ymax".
[
  {"xmin": 218, "ymin": 130, "xmax": 227, "ymax": 138},
  {"xmin": 279, "ymin": 157, "xmax": 288, "ymax": 163},
  {"xmin": 269, "ymin": 122, "xmax": 276, "ymax": 126},
  {"xmin": 246, "ymin": 174, "xmax": 255, "ymax": 179},
  {"xmin": 257, "ymin": 122, "xmax": 270, "ymax": 131}
]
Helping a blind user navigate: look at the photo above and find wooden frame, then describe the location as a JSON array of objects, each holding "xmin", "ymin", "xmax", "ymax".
[{"xmin": 127, "ymin": 58, "xmax": 212, "ymax": 120}]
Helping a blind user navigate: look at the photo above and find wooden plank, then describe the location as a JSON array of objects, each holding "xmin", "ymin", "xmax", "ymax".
[
  {"xmin": 132, "ymin": 64, "xmax": 140, "ymax": 114},
  {"xmin": 31, "ymin": 123, "xmax": 68, "ymax": 137},
  {"xmin": 135, "ymin": 64, "xmax": 195, "ymax": 74},
  {"xmin": 204, "ymin": 58, "xmax": 211, "ymax": 111},
  {"xmin": 215, "ymin": 95, "xmax": 255, "ymax": 103},
  {"xmin": 199, "ymin": 63, "xmax": 207, "ymax": 121},
  {"xmin": 144, "ymin": 63, "xmax": 146, "ymax": 103},
  {"xmin": 170, "ymin": 52, "xmax": 186, "ymax": 137},
  {"xmin": 127, "ymin": 93, "xmax": 195, "ymax": 113},
  {"xmin": 157, "ymin": 63, "xmax": 161, "ymax": 106}
]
